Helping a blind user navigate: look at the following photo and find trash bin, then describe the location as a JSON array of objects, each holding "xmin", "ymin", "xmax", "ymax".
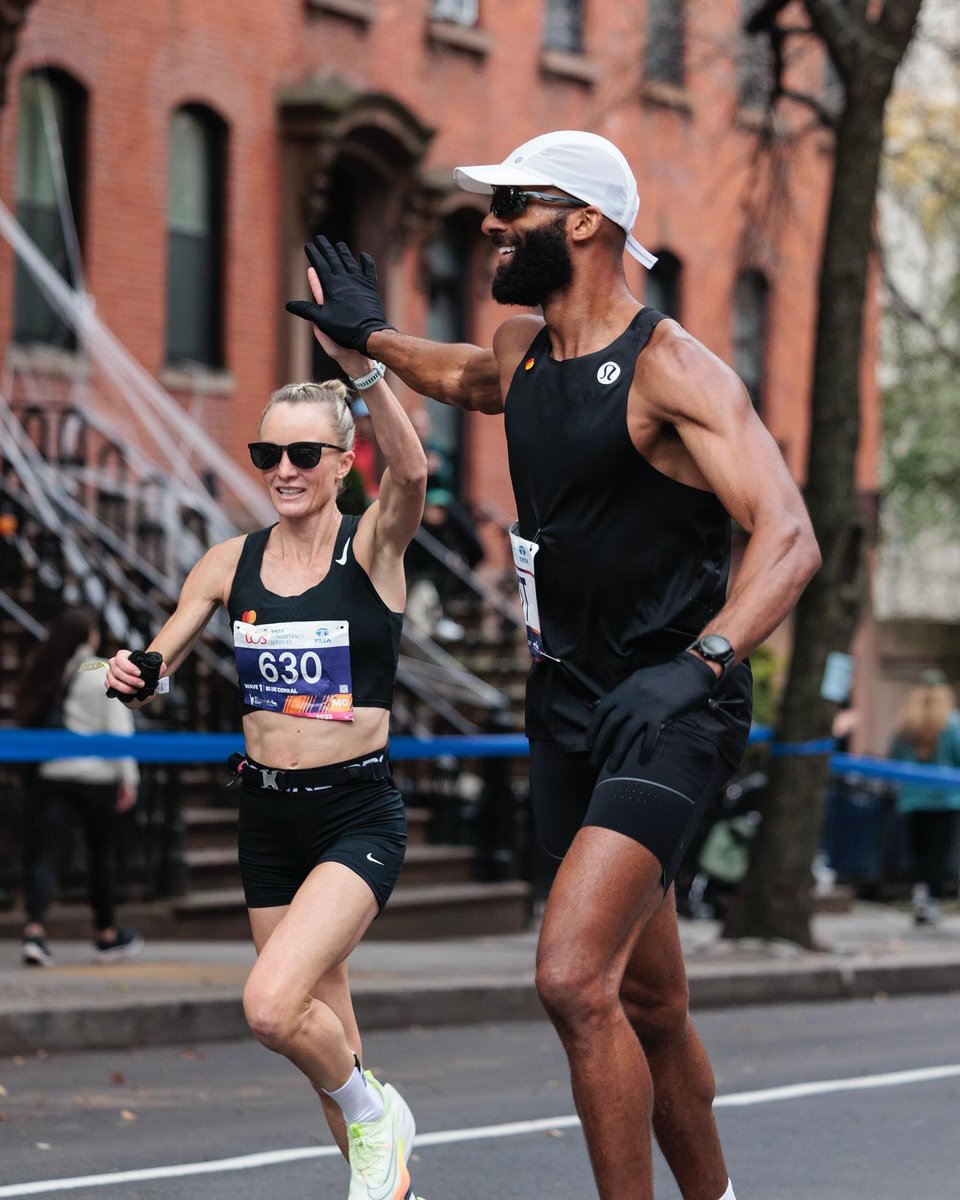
[{"xmin": 821, "ymin": 774, "xmax": 889, "ymax": 888}]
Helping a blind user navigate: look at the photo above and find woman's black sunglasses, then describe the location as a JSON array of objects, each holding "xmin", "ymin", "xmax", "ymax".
[
  {"xmin": 489, "ymin": 187, "xmax": 589, "ymax": 221},
  {"xmin": 248, "ymin": 441, "xmax": 346, "ymax": 470}
]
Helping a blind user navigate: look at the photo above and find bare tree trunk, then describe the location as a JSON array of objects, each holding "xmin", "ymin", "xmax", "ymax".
[
  {"xmin": 0, "ymin": 0, "xmax": 37, "ymax": 110},
  {"xmin": 724, "ymin": 0, "xmax": 924, "ymax": 945}
]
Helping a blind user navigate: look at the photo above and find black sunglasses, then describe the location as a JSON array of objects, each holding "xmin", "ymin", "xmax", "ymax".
[
  {"xmin": 489, "ymin": 187, "xmax": 589, "ymax": 221},
  {"xmin": 248, "ymin": 441, "xmax": 346, "ymax": 470}
]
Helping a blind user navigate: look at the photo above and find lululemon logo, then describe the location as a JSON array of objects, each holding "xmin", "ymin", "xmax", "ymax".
[{"xmin": 597, "ymin": 362, "xmax": 621, "ymax": 385}]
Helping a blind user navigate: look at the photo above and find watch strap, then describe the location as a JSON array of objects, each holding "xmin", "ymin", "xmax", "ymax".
[{"xmin": 351, "ymin": 360, "xmax": 386, "ymax": 390}]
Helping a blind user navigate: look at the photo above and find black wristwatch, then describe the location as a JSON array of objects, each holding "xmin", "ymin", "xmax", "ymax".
[{"xmin": 689, "ymin": 634, "xmax": 735, "ymax": 677}]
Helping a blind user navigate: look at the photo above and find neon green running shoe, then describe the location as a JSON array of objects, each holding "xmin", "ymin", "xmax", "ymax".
[{"xmin": 347, "ymin": 1071, "xmax": 416, "ymax": 1200}]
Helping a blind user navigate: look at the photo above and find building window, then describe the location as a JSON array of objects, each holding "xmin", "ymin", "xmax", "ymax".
[
  {"xmin": 645, "ymin": 251, "xmax": 682, "ymax": 320},
  {"xmin": 14, "ymin": 69, "xmax": 86, "ymax": 350},
  {"xmin": 646, "ymin": 0, "xmax": 685, "ymax": 88},
  {"xmin": 739, "ymin": 2, "xmax": 773, "ymax": 109},
  {"xmin": 544, "ymin": 0, "xmax": 582, "ymax": 54},
  {"xmin": 165, "ymin": 106, "xmax": 226, "ymax": 368},
  {"xmin": 431, "ymin": 0, "xmax": 478, "ymax": 23},
  {"xmin": 424, "ymin": 212, "xmax": 476, "ymax": 492},
  {"xmin": 734, "ymin": 270, "xmax": 769, "ymax": 415}
]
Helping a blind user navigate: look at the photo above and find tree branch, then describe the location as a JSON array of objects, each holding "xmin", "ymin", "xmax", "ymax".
[
  {"xmin": 877, "ymin": 0, "xmax": 925, "ymax": 51},
  {"xmin": 778, "ymin": 87, "xmax": 837, "ymax": 128},
  {"xmin": 803, "ymin": 0, "xmax": 905, "ymax": 71},
  {"xmin": 883, "ymin": 283, "xmax": 960, "ymax": 372}
]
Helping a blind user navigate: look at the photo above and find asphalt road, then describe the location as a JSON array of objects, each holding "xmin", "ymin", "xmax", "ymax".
[{"xmin": 1, "ymin": 994, "xmax": 958, "ymax": 1199}]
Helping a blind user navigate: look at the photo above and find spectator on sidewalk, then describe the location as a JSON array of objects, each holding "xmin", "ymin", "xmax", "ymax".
[
  {"xmin": 889, "ymin": 669, "xmax": 960, "ymax": 926},
  {"xmin": 404, "ymin": 407, "xmax": 484, "ymax": 641},
  {"xmin": 17, "ymin": 605, "xmax": 142, "ymax": 967}
]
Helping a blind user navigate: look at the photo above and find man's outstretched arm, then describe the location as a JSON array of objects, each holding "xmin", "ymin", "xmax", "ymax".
[
  {"xmin": 366, "ymin": 328, "xmax": 502, "ymax": 414},
  {"xmin": 286, "ymin": 236, "xmax": 502, "ymax": 413}
]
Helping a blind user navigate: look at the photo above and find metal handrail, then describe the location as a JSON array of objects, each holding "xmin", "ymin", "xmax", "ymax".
[{"xmin": 411, "ymin": 523, "xmax": 522, "ymax": 628}]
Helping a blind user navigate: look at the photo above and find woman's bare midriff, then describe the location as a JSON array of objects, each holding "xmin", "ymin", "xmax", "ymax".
[{"xmin": 240, "ymin": 705, "xmax": 392, "ymax": 769}]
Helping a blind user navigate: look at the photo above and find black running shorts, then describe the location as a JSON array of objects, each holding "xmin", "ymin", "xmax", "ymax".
[
  {"xmin": 530, "ymin": 661, "xmax": 753, "ymax": 890},
  {"xmin": 237, "ymin": 756, "xmax": 407, "ymax": 912}
]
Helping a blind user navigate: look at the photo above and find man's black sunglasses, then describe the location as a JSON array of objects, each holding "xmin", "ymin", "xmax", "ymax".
[
  {"xmin": 489, "ymin": 187, "xmax": 589, "ymax": 221},
  {"xmin": 248, "ymin": 441, "xmax": 346, "ymax": 470}
]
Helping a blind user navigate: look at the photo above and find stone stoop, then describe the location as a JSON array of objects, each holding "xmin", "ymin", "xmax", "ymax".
[
  {"xmin": 171, "ymin": 880, "xmax": 532, "ymax": 940},
  {"xmin": 172, "ymin": 800, "xmax": 532, "ymax": 939}
]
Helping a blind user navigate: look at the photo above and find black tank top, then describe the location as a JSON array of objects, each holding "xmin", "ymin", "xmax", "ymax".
[
  {"xmin": 505, "ymin": 308, "xmax": 731, "ymax": 751},
  {"xmin": 227, "ymin": 515, "xmax": 402, "ymax": 713}
]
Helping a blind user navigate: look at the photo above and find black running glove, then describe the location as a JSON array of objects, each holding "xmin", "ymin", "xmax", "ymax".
[
  {"xmin": 285, "ymin": 236, "xmax": 394, "ymax": 353},
  {"xmin": 587, "ymin": 652, "xmax": 718, "ymax": 772},
  {"xmin": 107, "ymin": 650, "xmax": 163, "ymax": 705}
]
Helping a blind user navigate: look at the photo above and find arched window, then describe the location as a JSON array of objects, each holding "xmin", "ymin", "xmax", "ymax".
[
  {"xmin": 165, "ymin": 105, "xmax": 226, "ymax": 368},
  {"xmin": 423, "ymin": 211, "xmax": 477, "ymax": 494},
  {"xmin": 645, "ymin": 250, "xmax": 682, "ymax": 320},
  {"xmin": 14, "ymin": 69, "xmax": 87, "ymax": 349},
  {"xmin": 734, "ymin": 270, "xmax": 769, "ymax": 415},
  {"xmin": 646, "ymin": 0, "xmax": 685, "ymax": 88}
]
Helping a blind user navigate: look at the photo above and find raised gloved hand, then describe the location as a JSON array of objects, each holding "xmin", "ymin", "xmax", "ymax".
[
  {"xmin": 107, "ymin": 650, "xmax": 163, "ymax": 704},
  {"xmin": 587, "ymin": 652, "xmax": 718, "ymax": 771},
  {"xmin": 285, "ymin": 236, "xmax": 394, "ymax": 353}
]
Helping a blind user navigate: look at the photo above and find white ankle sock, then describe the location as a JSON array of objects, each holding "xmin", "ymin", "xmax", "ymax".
[
  {"xmin": 719, "ymin": 1181, "xmax": 736, "ymax": 1200},
  {"xmin": 323, "ymin": 1058, "xmax": 384, "ymax": 1125}
]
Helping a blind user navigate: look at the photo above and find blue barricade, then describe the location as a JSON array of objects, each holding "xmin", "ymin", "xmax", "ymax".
[{"xmin": 1, "ymin": 728, "xmax": 959, "ymax": 787}]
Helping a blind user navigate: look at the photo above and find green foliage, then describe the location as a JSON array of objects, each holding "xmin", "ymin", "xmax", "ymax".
[
  {"xmin": 883, "ymin": 372, "xmax": 960, "ymax": 535},
  {"xmin": 749, "ymin": 642, "xmax": 782, "ymax": 729},
  {"xmin": 881, "ymin": 63, "xmax": 960, "ymax": 537}
]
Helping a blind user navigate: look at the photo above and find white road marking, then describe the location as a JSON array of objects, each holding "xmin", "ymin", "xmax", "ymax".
[
  {"xmin": 712, "ymin": 1062, "xmax": 960, "ymax": 1107},
  {"xmin": 3, "ymin": 1063, "xmax": 959, "ymax": 1196}
]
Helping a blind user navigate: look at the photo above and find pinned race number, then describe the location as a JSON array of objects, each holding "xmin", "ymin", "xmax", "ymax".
[
  {"xmin": 509, "ymin": 523, "xmax": 559, "ymax": 663},
  {"xmin": 233, "ymin": 620, "xmax": 354, "ymax": 720}
]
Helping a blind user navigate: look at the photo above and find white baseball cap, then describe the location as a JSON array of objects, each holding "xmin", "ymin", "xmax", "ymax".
[{"xmin": 454, "ymin": 130, "xmax": 657, "ymax": 270}]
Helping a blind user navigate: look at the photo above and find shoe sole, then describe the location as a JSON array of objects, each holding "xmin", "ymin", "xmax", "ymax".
[{"xmin": 94, "ymin": 935, "xmax": 145, "ymax": 963}]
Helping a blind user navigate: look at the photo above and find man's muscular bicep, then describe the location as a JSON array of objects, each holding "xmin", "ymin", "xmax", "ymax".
[{"xmin": 456, "ymin": 346, "xmax": 503, "ymax": 413}]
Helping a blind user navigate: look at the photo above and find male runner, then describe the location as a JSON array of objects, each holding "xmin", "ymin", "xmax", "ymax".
[{"xmin": 287, "ymin": 130, "xmax": 821, "ymax": 1200}]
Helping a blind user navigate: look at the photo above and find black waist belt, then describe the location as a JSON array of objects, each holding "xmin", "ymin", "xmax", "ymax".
[{"xmin": 228, "ymin": 750, "xmax": 389, "ymax": 792}]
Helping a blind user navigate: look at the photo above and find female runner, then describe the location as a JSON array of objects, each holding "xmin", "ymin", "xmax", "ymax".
[{"xmin": 106, "ymin": 259, "xmax": 427, "ymax": 1200}]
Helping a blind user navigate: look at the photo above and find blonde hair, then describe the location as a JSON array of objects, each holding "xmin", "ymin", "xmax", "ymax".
[
  {"xmin": 259, "ymin": 380, "xmax": 355, "ymax": 451},
  {"xmin": 896, "ymin": 682, "xmax": 957, "ymax": 759}
]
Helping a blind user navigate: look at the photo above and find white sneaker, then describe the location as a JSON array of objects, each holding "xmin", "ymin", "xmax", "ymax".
[
  {"xmin": 22, "ymin": 935, "xmax": 54, "ymax": 967},
  {"xmin": 347, "ymin": 1072, "xmax": 416, "ymax": 1200}
]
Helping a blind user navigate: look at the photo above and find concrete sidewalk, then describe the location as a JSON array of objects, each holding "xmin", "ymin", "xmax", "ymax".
[{"xmin": 2, "ymin": 903, "xmax": 959, "ymax": 1055}]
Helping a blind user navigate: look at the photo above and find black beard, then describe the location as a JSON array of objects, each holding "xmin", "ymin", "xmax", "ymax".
[{"xmin": 491, "ymin": 217, "xmax": 573, "ymax": 306}]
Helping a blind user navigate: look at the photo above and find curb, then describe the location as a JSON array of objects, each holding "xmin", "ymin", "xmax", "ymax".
[{"xmin": 3, "ymin": 957, "xmax": 960, "ymax": 1056}]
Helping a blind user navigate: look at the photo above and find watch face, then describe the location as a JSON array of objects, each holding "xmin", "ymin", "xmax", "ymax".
[{"xmin": 699, "ymin": 634, "xmax": 733, "ymax": 659}]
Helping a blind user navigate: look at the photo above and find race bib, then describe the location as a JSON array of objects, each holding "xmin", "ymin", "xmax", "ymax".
[
  {"xmin": 509, "ymin": 523, "xmax": 558, "ymax": 663},
  {"xmin": 233, "ymin": 620, "xmax": 354, "ymax": 721}
]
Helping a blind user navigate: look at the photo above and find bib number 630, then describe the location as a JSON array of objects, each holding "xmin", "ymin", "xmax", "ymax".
[{"xmin": 258, "ymin": 650, "xmax": 324, "ymax": 685}]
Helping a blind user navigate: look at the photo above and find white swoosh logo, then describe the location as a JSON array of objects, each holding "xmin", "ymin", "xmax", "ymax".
[
  {"xmin": 366, "ymin": 852, "xmax": 384, "ymax": 866},
  {"xmin": 368, "ymin": 1144, "xmax": 404, "ymax": 1200},
  {"xmin": 335, "ymin": 538, "xmax": 350, "ymax": 566}
]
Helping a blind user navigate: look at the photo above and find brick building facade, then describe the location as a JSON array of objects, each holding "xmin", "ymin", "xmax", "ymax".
[{"xmin": 0, "ymin": 0, "xmax": 879, "ymax": 715}]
